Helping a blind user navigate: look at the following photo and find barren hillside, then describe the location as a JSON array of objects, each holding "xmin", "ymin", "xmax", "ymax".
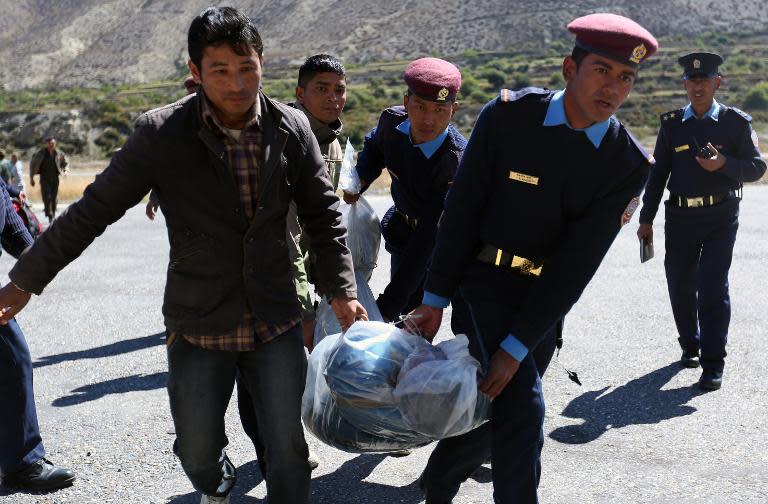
[{"xmin": 1, "ymin": 0, "xmax": 767, "ymax": 90}]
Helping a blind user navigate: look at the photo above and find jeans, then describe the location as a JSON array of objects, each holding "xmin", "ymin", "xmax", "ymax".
[
  {"xmin": 0, "ymin": 319, "xmax": 45, "ymax": 475},
  {"xmin": 167, "ymin": 325, "xmax": 310, "ymax": 502}
]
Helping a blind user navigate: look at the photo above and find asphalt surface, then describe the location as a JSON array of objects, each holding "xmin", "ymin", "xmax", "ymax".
[{"xmin": 1, "ymin": 189, "xmax": 767, "ymax": 504}]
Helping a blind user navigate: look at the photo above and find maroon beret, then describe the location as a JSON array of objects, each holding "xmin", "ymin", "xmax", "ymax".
[
  {"xmin": 404, "ymin": 57, "xmax": 461, "ymax": 103},
  {"xmin": 567, "ymin": 13, "xmax": 658, "ymax": 67}
]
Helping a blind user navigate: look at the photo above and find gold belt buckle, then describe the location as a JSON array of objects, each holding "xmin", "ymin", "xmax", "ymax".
[
  {"xmin": 686, "ymin": 197, "xmax": 705, "ymax": 208},
  {"xmin": 511, "ymin": 255, "xmax": 542, "ymax": 277}
]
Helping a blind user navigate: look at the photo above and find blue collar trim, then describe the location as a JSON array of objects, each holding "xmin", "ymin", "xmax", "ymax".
[
  {"xmin": 683, "ymin": 100, "xmax": 720, "ymax": 122},
  {"xmin": 396, "ymin": 119, "xmax": 449, "ymax": 159},
  {"xmin": 543, "ymin": 90, "xmax": 613, "ymax": 149}
]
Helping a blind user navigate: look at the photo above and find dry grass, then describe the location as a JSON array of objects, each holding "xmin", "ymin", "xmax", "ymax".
[{"xmin": 24, "ymin": 172, "xmax": 96, "ymax": 204}]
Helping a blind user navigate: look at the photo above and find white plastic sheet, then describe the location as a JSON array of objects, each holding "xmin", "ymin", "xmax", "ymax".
[
  {"xmin": 314, "ymin": 196, "xmax": 382, "ymax": 344},
  {"xmin": 338, "ymin": 138, "xmax": 361, "ymax": 194}
]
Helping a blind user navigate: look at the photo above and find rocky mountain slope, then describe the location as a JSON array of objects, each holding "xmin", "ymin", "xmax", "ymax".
[{"xmin": 1, "ymin": 0, "xmax": 767, "ymax": 90}]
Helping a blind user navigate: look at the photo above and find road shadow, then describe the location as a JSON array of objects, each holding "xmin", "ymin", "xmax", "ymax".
[
  {"xmin": 549, "ymin": 362, "xmax": 706, "ymax": 444},
  {"xmin": 34, "ymin": 332, "xmax": 165, "ymax": 368},
  {"xmin": 167, "ymin": 460, "xmax": 265, "ymax": 503},
  {"xmin": 52, "ymin": 372, "xmax": 167, "ymax": 407},
  {"xmin": 166, "ymin": 454, "xmax": 424, "ymax": 503}
]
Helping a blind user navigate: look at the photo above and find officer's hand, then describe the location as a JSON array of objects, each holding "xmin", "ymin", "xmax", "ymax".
[
  {"xmin": 637, "ymin": 223, "xmax": 653, "ymax": 242},
  {"xmin": 145, "ymin": 200, "xmax": 159, "ymax": 220},
  {"xmin": 404, "ymin": 304, "xmax": 443, "ymax": 342},
  {"xmin": 342, "ymin": 191, "xmax": 361, "ymax": 204},
  {"xmin": 479, "ymin": 349, "xmax": 521, "ymax": 400},
  {"xmin": 695, "ymin": 143, "xmax": 726, "ymax": 172},
  {"xmin": 330, "ymin": 296, "xmax": 368, "ymax": 332},
  {"xmin": 0, "ymin": 282, "xmax": 32, "ymax": 325},
  {"xmin": 18, "ymin": 191, "xmax": 26, "ymax": 203}
]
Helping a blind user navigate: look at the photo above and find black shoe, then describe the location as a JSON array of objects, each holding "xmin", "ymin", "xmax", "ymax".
[
  {"xmin": 3, "ymin": 458, "xmax": 75, "ymax": 490},
  {"xmin": 680, "ymin": 349, "xmax": 700, "ymax": 368},
  {"xmin": 699, "ymin": 370, "xmax": 723, "ymax": 391},
  {"xmin": 388, "ymin": 449, "xmax": 411, "ymax": 457}
]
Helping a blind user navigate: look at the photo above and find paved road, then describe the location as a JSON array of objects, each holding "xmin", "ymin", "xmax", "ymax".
[{"xmin": 1, "ymin": 189, "xmax": 767, "ymax": 503}]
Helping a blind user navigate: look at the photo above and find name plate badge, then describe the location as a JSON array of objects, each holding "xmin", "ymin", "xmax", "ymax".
[
  {"xmin": 509, "ymin": 171, "xmax": 539, "ymax": 186},
  {"xmin": 674, "ymin": 144, "xmax": 690, "ymax": 153}
]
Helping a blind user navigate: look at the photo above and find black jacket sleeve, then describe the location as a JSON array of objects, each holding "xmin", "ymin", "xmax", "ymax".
[{"xmin": 639, "ymin": 123, "xmax": 672, "ymax": 224}]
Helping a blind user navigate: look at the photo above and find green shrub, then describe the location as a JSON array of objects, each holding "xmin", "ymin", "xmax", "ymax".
[{"xmin": 743, "ymin": 82, "xmax": 768, "ymax": 110}]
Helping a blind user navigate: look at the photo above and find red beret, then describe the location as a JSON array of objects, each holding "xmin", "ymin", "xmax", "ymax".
[
  {"xmin": 567, "ymin": 13, "xmax": 658, "ymax": 67},
  {"xmin": 404, "ymin": 57, "xmax": 461, "ymax": 103}
]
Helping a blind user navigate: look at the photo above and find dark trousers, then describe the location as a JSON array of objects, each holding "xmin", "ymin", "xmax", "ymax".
[
  {"xmin": 421, "ymin": 292, "xmax": 558, "ymax": 504},
  {"xmin": 389, "ymin": 252, "xmax": 425, "ymax": 317},
  {"xmin": 664, "ymin": 201, "xmax": 739, "ymax": 373},
  {"xmin": 0, "ymin": 319, "xmax": 45, "ymax": 476},
  {"xmin": 167, "ymin": 326, "xmax": 310, "ymax": 502},
  {"xmin": 236, "ymin": 371, "xmax": 267, "ymax": 476},
  {"xmin": 40, "ymin": 176, "xmax": 59, "ymax": 220}
]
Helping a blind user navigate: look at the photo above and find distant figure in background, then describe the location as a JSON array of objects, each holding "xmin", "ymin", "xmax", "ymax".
[
  {"xmin": 10, "ymin": 154, "xmax": 25, "ymax": 191},
  {"xmin": 30, "ymin": 137, "xmax": 68, "ymax": 223},
  {"xmin": 637, "ymin": 52, "xmax": 767, "ymax": 391},
  {"xmin": 0, "ymin": 178, "xmax": 75, "ymax": 492}
]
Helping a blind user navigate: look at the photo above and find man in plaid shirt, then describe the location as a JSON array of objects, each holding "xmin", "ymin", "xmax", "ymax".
[{"xmin": 0, "ymin": 7, "xmax": 365, "ymax": 504}]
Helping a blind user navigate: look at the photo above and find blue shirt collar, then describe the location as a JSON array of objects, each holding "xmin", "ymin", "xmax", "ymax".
[
  {"xmin": 396, "ymin": 119, "xmax": 449, "ymax": 159},
  {"xmin": 682, "ymin": 100, "xmax": 720, "ymax": 122},
  {"xmin": 542, "ymin": 90, "xmax": 613, "ymax": 149}
]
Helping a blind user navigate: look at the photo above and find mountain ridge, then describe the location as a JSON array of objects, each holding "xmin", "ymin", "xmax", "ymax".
[{"xmin": 2, "ymin": 0, "xmax": 767, "ymax": 91}]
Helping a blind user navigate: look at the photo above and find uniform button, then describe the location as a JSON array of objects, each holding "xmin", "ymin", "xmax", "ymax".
[
  {"xmin": 233, "ymin": 207, "xmax": 240, "ymax": 215},
  {"xmin": 247, "ymin": 237, "xmax": 255, "ymax": 244},
  {"xmin": 248, "ymin": 266, "xmax": 256, "ymax": 274}
]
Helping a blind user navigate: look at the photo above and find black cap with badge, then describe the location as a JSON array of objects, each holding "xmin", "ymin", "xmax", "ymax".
[{"xmin": 678, "ymin": 52, "xmax": 724, "ymax": 79}]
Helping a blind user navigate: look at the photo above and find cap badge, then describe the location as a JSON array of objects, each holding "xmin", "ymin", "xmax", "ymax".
[
  {"xmin": 693, "ymin": 59, "xmax": 701, "ymax": 69},
  {"xmin": 437, "ymin": 88, "xmax": 450, "ymax": 102},
  {"xmin": 629, "ymin": 43, "xmax": 647, "ymax": 64}
]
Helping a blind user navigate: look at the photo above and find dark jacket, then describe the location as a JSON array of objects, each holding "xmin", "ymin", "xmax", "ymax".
[
  {"xmin": 639, "ymin": 104, "xmax": 767, "ymax": 224},
  {"xmin": 426, "ymin": 88, "xmax": 651, "ymax": 352},
  {"xmin": 10, "ymin": 92, "xmax": 356, "ymax": 335},
  {"xmin": 355, "ymin": 106, "xmax": 467, "ymax": 320}
]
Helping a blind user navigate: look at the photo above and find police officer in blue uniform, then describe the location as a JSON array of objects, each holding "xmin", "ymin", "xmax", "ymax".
[
  {"xmin": 342, "ymin": 57, "xmax": 467, "ymax": 322},
  {"xmin": 408, "ymin": 13, "xmax": 658, "ymax": 504},
  {"xmin": 0, "ymin": 179, "xmax": 75, "ymax": 491},
  {"xmin": 637, "ymin": 52, "xmax": 766, "ymax": 391}
]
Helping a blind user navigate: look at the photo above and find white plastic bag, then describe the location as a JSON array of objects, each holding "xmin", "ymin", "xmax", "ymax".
[
  {"xmin": 394, "ymin": 334, "xmax": 491, "ymax": 439},
  {"xmin": 338, "ymin": 139, "xmax": 361, "ymax": 194},
  {"xmin": 314, "ymin": 196, "xmax": 382, "ymax": 345}
]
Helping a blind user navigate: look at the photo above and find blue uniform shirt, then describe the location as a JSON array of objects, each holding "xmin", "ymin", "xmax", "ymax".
[
  {"xmin": 424, "ymin": 88, "xmax": 651, "ymax": 361},
  {"xmin": 355, "ymin": 106, "xmax": 467, "ymax": 320},
  {"xmin": 543, "ymin": 90, "xmax": 613, "ymax": 148},
  {"xmin": 0, "ymin": 180, "xmax": 34, "ymax": 260},
  {"xmin": 639, "ymin": 100, "xmax": 766, "ymax": 224}
]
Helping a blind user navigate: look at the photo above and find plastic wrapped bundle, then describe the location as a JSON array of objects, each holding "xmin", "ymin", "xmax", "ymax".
[
  {"xmin": 324, "ymin": 321, "xmax": 432, "ymax": 446},
  {"xmin": 302, "ymin": 328, "xmax": 431, "ymax": 452},
  {"xmin": 394, "ymin": 335, "xmax": 491, "ymax": 439}
]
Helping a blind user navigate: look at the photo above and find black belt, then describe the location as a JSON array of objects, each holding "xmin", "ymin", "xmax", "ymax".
[
  {"xmin": 396, "ymin": 209, "xmax": 418, "ymax": 228},
  {"xmin": 669, "ymin": 189, "xmax": 741, "ymax": 208},
  {"xmin": 477, "ymin": 244, "xmax": 543, "ymax": 277}
]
